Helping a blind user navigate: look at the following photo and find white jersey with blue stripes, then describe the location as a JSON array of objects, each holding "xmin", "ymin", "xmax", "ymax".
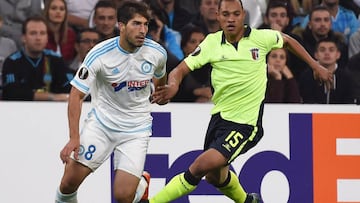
[{"xmin": 71, "ymin": 37, "xmax": 167, "ymax": 132}]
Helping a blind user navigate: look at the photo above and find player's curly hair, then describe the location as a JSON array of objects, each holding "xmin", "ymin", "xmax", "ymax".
[{"xmin": 117, "ymin": 1, "xmax": 151, "ymax": 24}]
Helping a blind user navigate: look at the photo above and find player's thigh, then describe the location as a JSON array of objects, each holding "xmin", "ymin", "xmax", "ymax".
[
  {"xmin": 76, "ymin": 118, "xmax": 116, "ymax": 171},
  {"xmin": 113, "ymin": 130, "xmax": 150, "ymax": 179}
]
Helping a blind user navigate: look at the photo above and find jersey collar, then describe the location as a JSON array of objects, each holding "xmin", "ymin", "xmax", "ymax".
[{"xmin": 221, "ymin": 25, "xmax": 252, "ymax": 45}]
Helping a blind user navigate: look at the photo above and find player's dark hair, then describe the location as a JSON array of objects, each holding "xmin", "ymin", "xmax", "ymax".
[
  {"xmin": 22, "ymin": 15, "xmax": 48, "ymax": 34},
  {"xmin": 117, "ymin": 1, "xmax": 151, "ymax": 24},
  {"xmin": 218, "ymin": 0, "xmax": 243, "ymax": 10}
]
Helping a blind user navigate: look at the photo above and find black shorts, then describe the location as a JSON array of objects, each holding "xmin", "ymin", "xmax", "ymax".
[{"xmin": 204, "ymin": 113, "xmax": 263, "ymax": 164}]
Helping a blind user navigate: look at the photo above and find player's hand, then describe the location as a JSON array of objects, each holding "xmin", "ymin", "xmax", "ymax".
[
  {"xmin": 60, "ymin": 138, "xmax": 80, "ymax": 164},
  {"xmin": 313, "ymin": 64, "xmax": 333, "ymax": 89},
  {"xmin": 151, "ymin": 84, "xmax": 178, "ymax": 105}
]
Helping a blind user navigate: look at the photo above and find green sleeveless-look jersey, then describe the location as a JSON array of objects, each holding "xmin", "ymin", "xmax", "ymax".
[{"xmin": 184, "ymin": 26, "xmax": 283, "ymax": 125}]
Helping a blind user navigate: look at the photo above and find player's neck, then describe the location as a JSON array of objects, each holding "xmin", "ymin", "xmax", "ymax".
[{"xmin": 119, "ymin": 40, "xmax": 138, "ymax": 53}]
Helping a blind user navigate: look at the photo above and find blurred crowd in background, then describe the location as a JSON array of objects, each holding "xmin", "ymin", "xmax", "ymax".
[{"xmin": 0, "ymin": 0, "xmax": 359, "ymax": 104}]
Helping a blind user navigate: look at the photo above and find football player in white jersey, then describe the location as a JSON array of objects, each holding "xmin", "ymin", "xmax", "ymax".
[{"xmin": 55, "ymin": 1, "xmax": 168, "ymax": 203}]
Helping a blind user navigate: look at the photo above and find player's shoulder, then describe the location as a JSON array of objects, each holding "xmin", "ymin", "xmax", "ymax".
[
  {"xmin": 84, "ymin": 37, "xmax": 118, "ymax": 66},
  {"xmin": 205, "ymin": 31, "xmax": 223, "ymax": 42},
  {"xmin": 90, "ymin": 37, "xmax": 118, "ymax": 54},
  {"xmin": 250, "ymin": 27, "xmax": 280, "ymax": 37},
  {"xmin": 142, "ymin": 38, "xmax": 167, "ymax": 57}
]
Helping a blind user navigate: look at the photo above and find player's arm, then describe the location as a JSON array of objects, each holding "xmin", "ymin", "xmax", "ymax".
[
  {"xmin": 152, "ymin": 73, "xmax": 168, "ymax": 105},
  {"xmin": 281, "ymin": 33, "xmax": 333, "ymax": 84},
  {"xmin": 60, "ymin": 86, "xmax": 86, "ymax": 163},
  {"xmin": 153, "ymin": 73, "xmax": 167, "ymax": 89},
  {"xmin": 152, "ymin": 61, "xmax": 191, "ymax": 103}
]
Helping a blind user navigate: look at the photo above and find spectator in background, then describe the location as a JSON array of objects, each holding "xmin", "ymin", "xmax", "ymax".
[
  {"xmin": 0, "ymin": 0, "xmax": 43, "ymax": 48},
  {"xmin": 92, "ymin": 0, "xmax": 119, "ymax": 41},
  {"xmin": 159, "ymin": 0, "xmax": 194, "ymax": 31},
  {"xmin": 266, "ymin": 0, "xmax": 296, "ymax": 26},
  {"xmin": 300, "ymin": 0, "xmax": 360, "ymax": 43},
  {"xmin": 191, "ymin": 0, "xmax": 220, "ymax": 34},
  {"xmin": 346, "ymin": 51, "xmax": 360, "ymax": 104},
  {"xmin": 259, "ymin": 1, "xmax": 306, "ymax": 83},
  {"xmin": 145, "ymin": 0, "xmax": 184, "ymax": 60},
  {"xmin": 241, "ymin": 0, "xmax": 263, "ymax": 28},
  {"xmin": 299, "ymin": 38, "xmax": 354, "ymax": 104},
  {"xmin": 0, "ymin": 15, "xmax": 17, "ymax": 98},
  {"xmin": 290, "ymin": 0, "xmax": 320, "ymax": 16},
  {"xmin": 1, "ymin": 15, "xmax": 72, "ymax": 101},
  {"xmin": 44, "ymin": 0, "xmax": 77, "ymax": 65},
  {"xmin": 112, "ymin": 0, "xmax": 126, "ymax": 8},
  {"xmin": 292, "ymin": 6, "xmax": 348, "ymax": 78},
  {"xmin": 265, "ymin": 0, "xmax": 321, "ymax": 26},
  {"xmin": 65, "ymin": 0, "xmax": 99, "ymax": 31},
  {"xmin": 265, "ymin": 48, "xmax": 302, "ymax": 103},
  {"xmin": 172, "ymin": 23, "xmax": 212, "ymax": 102},
  {"xmin": 259, "ymin": 1, "xmax": 294, "ymax": 33},
  {"xmin": 339, "ymin": 0, "xmax": 360, "ymax": 18},
  {"xmin": 348, "ymin": 29, "xmax": 360, "ymax": 58},
  {"xmin": 68, "ymin": 28, "xmax": 100, "ymax": 74}
]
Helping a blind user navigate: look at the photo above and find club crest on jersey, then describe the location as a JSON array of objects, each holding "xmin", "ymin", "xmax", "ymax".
[
  {"xmin": 78, "ymin": 67, "xmax": 89, "ymax": 80},
  {"xmin": 141, "ymin": 62, "xmax": 152, "ymax": 74},
  {"xmin": 191, "ymin": 46, "xmax": 201, "ymax": 56},
  {"xmin": 250, "ymin": 48, "xmax": 259, "ymax": 60}
]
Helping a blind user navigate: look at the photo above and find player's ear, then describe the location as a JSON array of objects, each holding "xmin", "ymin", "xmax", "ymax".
[{"xmin": 119, "ymin": 22, "xmax": 125, "ymax": 32}]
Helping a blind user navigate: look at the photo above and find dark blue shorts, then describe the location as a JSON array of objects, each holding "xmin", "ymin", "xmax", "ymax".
[{"xmin": 204, "ymin": 113, "xmax": 263, "ymax": 164}]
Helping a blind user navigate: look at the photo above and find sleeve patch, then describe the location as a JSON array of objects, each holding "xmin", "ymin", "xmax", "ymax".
[{"xmin": 78, "ymin": 67, "xmax": 89, "ymax": 80}]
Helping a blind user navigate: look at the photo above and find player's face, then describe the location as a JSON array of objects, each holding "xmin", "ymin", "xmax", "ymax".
[
  {"xmin": 23, "ymin": 21, "xmax": 48, "ymax": 55},
  {"xmin": 267, "ymin": 48, "xmax": 287, "ymax": 71},
  {"xmin": 183, "ymin": 32, "xmax": 205, "ymax": 56},
  {"xmin": 217, "ymin": 0, "xmax": 246, "ymax": 40},
  {"xmin": 309, "ymin": 10, "xmax": 331, "ymax": 37},
  {"xmin": 119, "ymin": 14, "xmax": 148, "ymax": 52},
  {"xmin": 48, "ymin": 0, "xmax": 66, "ymax": 24},
  {"xmin": 94, "ymin": 7, "xmax": 117, "ymax": 37},
  {"xmin": 315, "ymin": 42, "xmax": 340, "ymax": 66}
]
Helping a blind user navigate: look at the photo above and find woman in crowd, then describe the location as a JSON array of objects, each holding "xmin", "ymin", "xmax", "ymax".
[
  {"xmin": 265, "ymin": 48, "xmax": 302, "ymax": 103},
  {"xmin": 44, "ymin": 0, "xmax": 76, "ymax": 64}
]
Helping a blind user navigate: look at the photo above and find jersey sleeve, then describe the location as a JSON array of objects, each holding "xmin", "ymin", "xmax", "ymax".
[
  {"xmin": 70, "ymin": 55, "xmax": 101, "ymax": 94},
  {"xmin": 184, "ymin": 34, "xmax": 213, "ymax": 71},
  {"xmin": 154, "ymin": 48, "xmax": 167, "ymax": 79},
  {"xmin": 265, "ymin": 29, "xmax": 283, "ymax": 51}
]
